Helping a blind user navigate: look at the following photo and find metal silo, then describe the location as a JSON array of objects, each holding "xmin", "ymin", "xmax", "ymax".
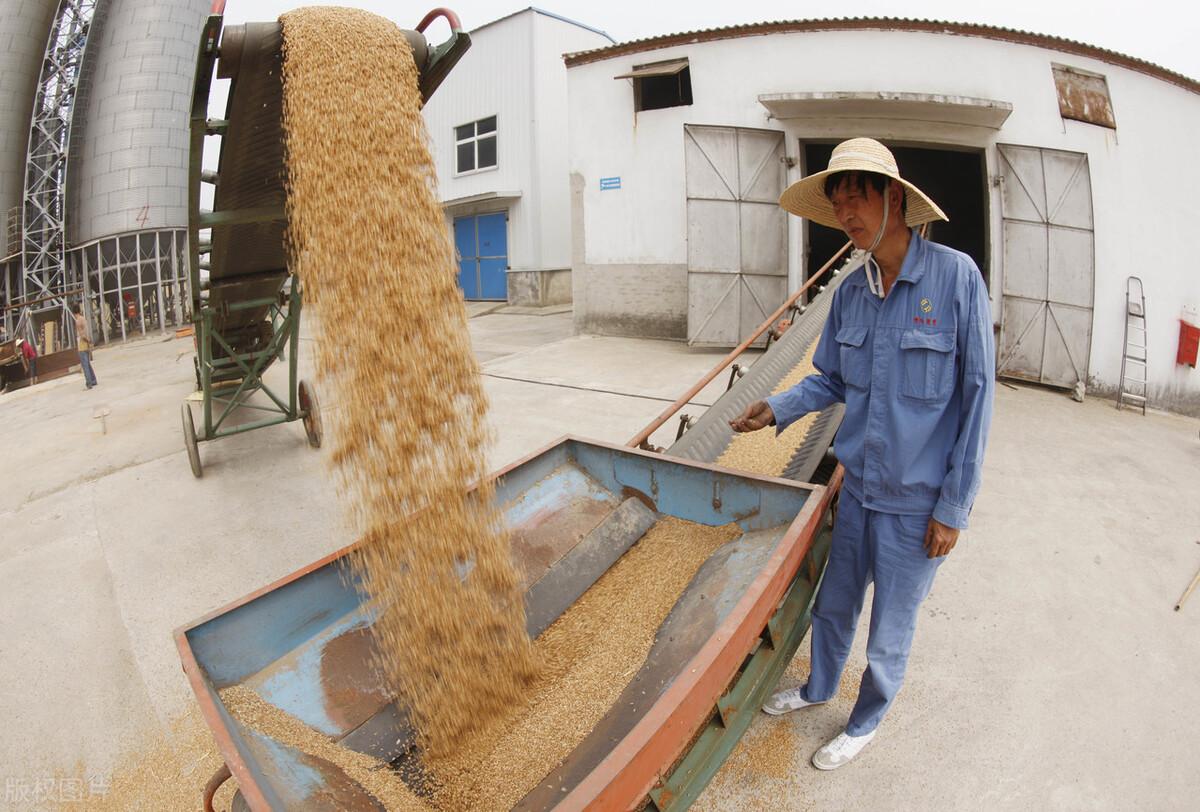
[
  {"xmin": 0, "ymin": 1, "xmax": 56, "ymax": 262},
  {"xmin": 69, "ymin": 0, "xmax": 209, "ymax": 341}
]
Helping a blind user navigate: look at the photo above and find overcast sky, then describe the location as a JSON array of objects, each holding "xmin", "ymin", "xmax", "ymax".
[{"xmin": 225, "ymin": 0, "xmax": 1198, "ymax": 81}]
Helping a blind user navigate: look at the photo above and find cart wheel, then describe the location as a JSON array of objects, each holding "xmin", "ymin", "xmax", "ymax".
[
  {"xmin": 230, "ymin": 788, "xmax": 251, "ymax": 812},
  {"xmin": 298, "ymin": 378, "xmax": 322, "ymax": 449},
  {"xmin": 182, "ymin": 403, "xmax": 203, "ymax": 478}
]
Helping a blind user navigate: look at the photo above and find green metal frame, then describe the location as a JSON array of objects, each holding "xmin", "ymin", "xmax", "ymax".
[
  {"xmin": 196, "ymin": 286, "xmax": 302, "ymax": 441},
  {"xmin": 186, "ymin": 12, "xmax": 303, "ymax": 447},
  {"xmin": 646, "ymin": 516, "xmax": 835, "ymax": 811}
]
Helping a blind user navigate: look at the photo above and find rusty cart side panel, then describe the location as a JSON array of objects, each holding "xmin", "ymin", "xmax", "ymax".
[{"xmin": 176, "ymin": 437, "xmax": 829, "ymax": 811}]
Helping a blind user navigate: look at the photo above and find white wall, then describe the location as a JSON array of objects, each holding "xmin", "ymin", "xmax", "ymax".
[
  {"xmin": 423, "ymin": 12, "xmax": 534, "ymax": 269},
  {"xmin": 423, "ymin": 10, "xmax": 609, "ymax": 276},
  {"xmin": 567, "ymin": 28, "xmax": 1200, "ymax": 408},
  {"xmin": 529, "ymin": 12, "xmax": 611, "ymax": 272}
]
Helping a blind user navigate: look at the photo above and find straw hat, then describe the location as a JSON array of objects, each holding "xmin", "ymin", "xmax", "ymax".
[{"xmin": 779, "ymin": 138, "xmax": 948, "ymax": 229}]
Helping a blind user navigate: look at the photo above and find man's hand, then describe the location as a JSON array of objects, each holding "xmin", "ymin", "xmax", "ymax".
[
  {"xmin": 924, "ymin": 518, "xmax": 960, "ymax": 559},
  {"xmin": 729, "ymin": 400, "xmax": 775, "ymax": 433}
]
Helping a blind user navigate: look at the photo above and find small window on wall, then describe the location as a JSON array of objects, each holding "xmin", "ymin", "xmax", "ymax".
[
  {"xmin": 615, "ymin": 58, "xmax": 692, "ymax": 112},
  {"xmin": 455, "ymin": 115, "xmax": 497, "ymax": 174},
  {"xmin": 1051, "ymin": 64, "xmax": 1116, "ymax": 129}
]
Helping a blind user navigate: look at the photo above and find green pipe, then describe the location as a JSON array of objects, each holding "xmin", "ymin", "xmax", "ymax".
[
  {"xmin": 201, "ymin": 309, "xmax": 214, "ymax": 439},
  {"xmin": 208, "ymin": 398, "xmax": 282, "ymax": 415},
  {"xmin": 224, "ymin": 295, "xmax": 280, "ymax": 312},
  {"xmin": 208, "ymin": 326, "xmax": 291, "ymax": 432},
  {"xmin": 206, "ymin": 414, "xmax": 293, "ymax": 439},
  {"xmin": 288, "ymin": 279, "xmax": 300, "ymax": 417},
  {"xmin": 206, "ymin": 302, "xmax": 302, "ymax": 431}
]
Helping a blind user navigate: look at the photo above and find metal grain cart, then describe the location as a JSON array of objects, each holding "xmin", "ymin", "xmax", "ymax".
[
  {"xmin": 178, "ymin": 437, "xmax": 839, "ymax": 811},
  {"xmin": 176, "ymin": 250, "xmax": 851, "ymax": 810}
]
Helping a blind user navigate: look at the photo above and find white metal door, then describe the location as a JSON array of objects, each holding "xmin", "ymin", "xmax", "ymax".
[
  {"xmin": 685, "ymin": 126, "xmax": 787, "ymax": 347},
  {"xmin": 996, "ymin": 144, "xmax": 1095, "ymax": 388}
]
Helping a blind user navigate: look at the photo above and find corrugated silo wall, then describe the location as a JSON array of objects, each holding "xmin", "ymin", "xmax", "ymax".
[
  {"xmin": 0, "ymin": 0, "xmax": 58, "ymax": 257},
  {"xmin": 70, "ymin": 0, "xmax": 209, "ymax": 244}
]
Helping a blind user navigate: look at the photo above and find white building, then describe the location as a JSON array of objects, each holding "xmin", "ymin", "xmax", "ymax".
[
  {"xmin": 564, "ymin": 19, "xmax": 1200, "ymax": 414},
  {"xmin": 422, "ymin": 7, "xmax": 611, "ymax": 305}
]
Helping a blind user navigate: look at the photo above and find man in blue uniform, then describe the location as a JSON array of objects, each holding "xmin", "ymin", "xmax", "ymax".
[{"xmin": 730, "ymin": 138, "xmax": 994, "ymax": 770}]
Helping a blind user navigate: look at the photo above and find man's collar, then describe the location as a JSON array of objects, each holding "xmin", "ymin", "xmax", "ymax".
[
  {"xmin": 895, "ymin": 229, "xmax": 927, "ymax": 286},
  {"xmin": 841, "ymin": 228, "xmax": 925, "ymax": 289}
]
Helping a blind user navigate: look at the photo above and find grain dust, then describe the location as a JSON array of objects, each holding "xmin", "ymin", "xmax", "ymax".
[
  {"xmin": 49, "ymin": 705, "xmax": 227, "ymax": 811},
  {"xmin": 279, "ymin": 6, "xmax": 537, "ymax": 758}
]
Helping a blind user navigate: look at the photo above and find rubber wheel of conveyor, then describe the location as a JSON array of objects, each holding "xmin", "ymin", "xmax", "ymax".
[
  {"xmin": 299, "ymin": 378, "xmax": 322, "ymax": 448},
  {"xmin": 667, "ymin": 268, "xmax": 851, "ymax": 482},
  {"xmin": 182, "ymin": 403, "xmax": 203, "ymax": 478}
]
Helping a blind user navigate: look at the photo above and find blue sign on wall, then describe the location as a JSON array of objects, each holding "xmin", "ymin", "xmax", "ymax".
[{"xmin": 600, "ymin": 176, "xmax": 621, "ymax": 190}]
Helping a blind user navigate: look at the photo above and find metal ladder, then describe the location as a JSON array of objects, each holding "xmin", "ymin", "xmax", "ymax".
[{"xmin": 1117, "ymin": 276, "xmax": 1147, "ymax": 414}]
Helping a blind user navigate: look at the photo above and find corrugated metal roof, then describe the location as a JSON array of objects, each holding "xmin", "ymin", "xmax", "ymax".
[{"xmin": 563, "ymin": 17, "xmax": 1199, "ymax": 95}]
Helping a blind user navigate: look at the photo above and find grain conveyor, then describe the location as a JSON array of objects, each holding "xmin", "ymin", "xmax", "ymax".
[
  {"xmin": 179, "ymin": 1, "xmax": 470, "ymax": 476},
  {"xmin": 176, "ymin": 3, "xmax": 860, "ymax": 809},
  {"xmin": 666, "ymin": 264, "xmax": 850, "ymax": 483}
]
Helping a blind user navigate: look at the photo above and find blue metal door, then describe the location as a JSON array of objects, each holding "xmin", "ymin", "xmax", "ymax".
[
  {"xmin": 453, "ymin": 217, "xmax": 478, "ymax": 298},
  {"xmin": 476, "ymin": 213, "xmax": 508, "ymax": 300},
  {"xmin": 452, "ymin": 212, "xmax": 508, "ymax": 301}
]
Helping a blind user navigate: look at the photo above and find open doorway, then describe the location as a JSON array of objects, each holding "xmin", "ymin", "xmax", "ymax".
[{"xmin": 801, "ymin": 141, "xmax": 988, "ymax": 289}]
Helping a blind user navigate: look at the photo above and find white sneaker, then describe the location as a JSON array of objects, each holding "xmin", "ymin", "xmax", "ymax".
[
  {"xmin": 761, "ymin": 686, "xmax": 825, "ymax": 716},
  {"xmin": 811, "ymin": 729, "xmax": 876, "ymax": 770}
]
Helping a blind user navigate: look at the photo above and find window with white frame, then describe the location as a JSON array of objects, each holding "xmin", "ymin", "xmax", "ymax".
[{"xmin": 455, "ymin": 116, "xmax": 497, "ymax": 174}]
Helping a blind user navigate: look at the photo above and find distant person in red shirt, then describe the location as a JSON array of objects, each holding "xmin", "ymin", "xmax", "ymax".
[{"xmin": 16, "ymin": 337, "xmax": 36, "ymax": 383}]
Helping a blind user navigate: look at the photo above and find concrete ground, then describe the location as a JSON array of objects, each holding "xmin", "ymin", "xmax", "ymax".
[
  {"xmin": 0, "ymin": 308, "xmax": 1197, "ymax": 810},
  {"xmin": 698, "ymin": 379, "xmax": 1200, "ymax": 810}
]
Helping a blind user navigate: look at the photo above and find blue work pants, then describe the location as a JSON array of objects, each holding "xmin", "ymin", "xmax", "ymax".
[{"xmin": 801, "ymin": 489, "xmax": 943, "ymax": 735}]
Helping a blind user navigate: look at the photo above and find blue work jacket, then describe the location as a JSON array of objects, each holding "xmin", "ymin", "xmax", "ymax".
[{"xmin": 766, "ymin": 230, "xmax": 994, "ymax": 529}]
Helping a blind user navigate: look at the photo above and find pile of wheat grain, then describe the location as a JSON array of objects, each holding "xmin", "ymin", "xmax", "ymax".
[
  {"xmin": 426, "ymin": 516, "xmax": 740, "ymax": 809},
  {"xmin": 717, "ymin": 340, "xmax": 822, "ymax": 476},
  {"xmin": 222, "ymin": 685, "xmax": 432, "ymax": 811},
  {"xmin": 279, "ymin": 6, "xmax": 537, "ymax": 759},
  {"xmin": 79, "ymin": 515, "xmax": 737, "ymax": 811},
  {"xmin": 46, "ymin": 707, "xmax": 227, "ymax": 812},
  {"xmin": 217, "ymin": 516, "xmax": 740, "ymax": 809}
]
